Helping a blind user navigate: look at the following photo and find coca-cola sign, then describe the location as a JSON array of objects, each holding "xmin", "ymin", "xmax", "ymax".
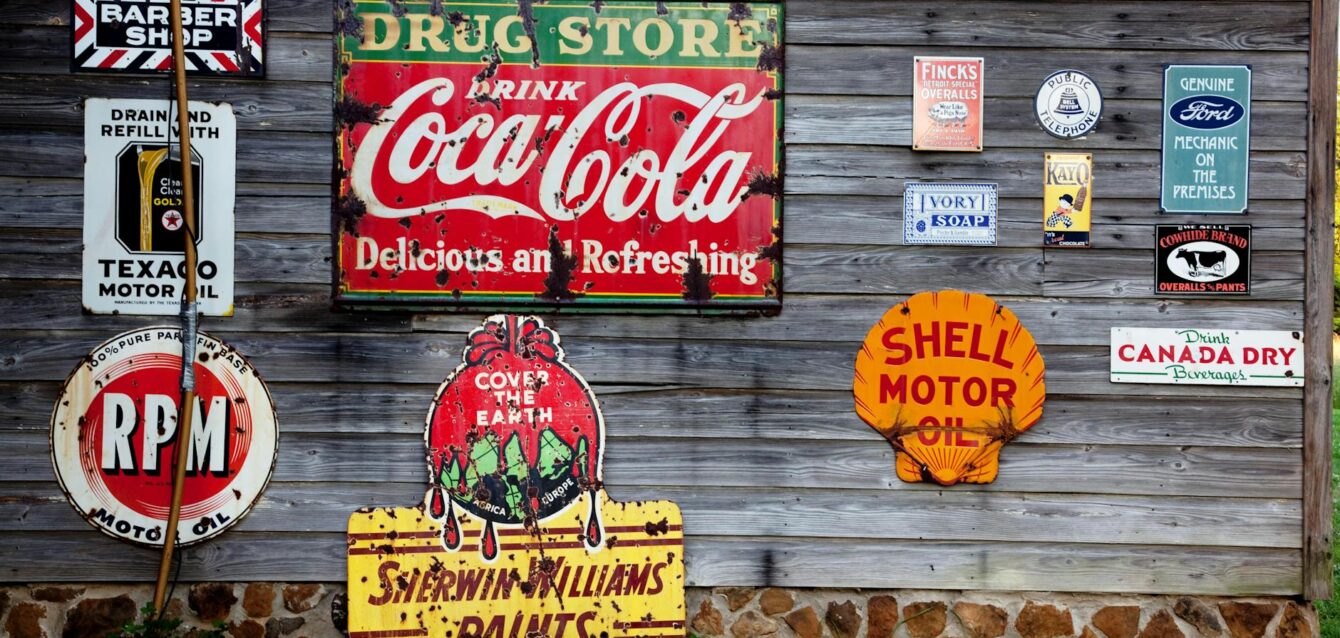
[{"xmin": 334, "ymin": 1, "xmax": 783, "ymax": 311}]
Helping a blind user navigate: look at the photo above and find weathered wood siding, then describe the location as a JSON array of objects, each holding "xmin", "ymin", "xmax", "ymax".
[{"xmin": 0, "ymin": 1, "xmax": 1321, "ymax": 595}]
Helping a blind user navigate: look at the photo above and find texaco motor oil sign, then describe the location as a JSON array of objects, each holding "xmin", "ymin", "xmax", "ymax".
[
  {"xmin": 50, "ymin": 327, "xmax": 277, "ymax": 547},
  {"xmin": 347, "ymin": 316, "xmax": 685, "ymax": 638},
  {"xmin": 333, "ymin": 1, "xmax": 783, "ymax": 311},
  {"xmin": 83, "ymin": 98, "xmax": 236, "ymax": 316},
  {"xmin": 852, "ymin": 291, "xmax": 1046, "ymax": 486}
]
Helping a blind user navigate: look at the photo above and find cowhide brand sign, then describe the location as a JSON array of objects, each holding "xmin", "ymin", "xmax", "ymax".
[{"xmin": 1155, "ymin": 225, "xmax": 1250, "ymax": 295}]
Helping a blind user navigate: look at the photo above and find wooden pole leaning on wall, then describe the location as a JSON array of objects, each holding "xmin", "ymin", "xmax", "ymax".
[{"xmin": 152, "ymin": 0, "xmax": 201, "ymax": 612}]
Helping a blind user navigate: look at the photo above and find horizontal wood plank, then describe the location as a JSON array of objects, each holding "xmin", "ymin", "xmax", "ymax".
[
  {"xmin": 787, "ymin": 46, "xmax": 1310, "ymax": 100},
  {"xmin": 0, "ymin": 332, "xmax": 1306, "ymax": 399},
  {"xmin": 0, "ymin": 532, "xmax": 1302, "ymax": 594},
  {"xmin": 0, "ymin": 482, "xmax": 1300, "ymax": 548},
  {"xmin": 0, "ymin": 381, "xmax": 1303, "ymax": 449},
  {"xmin": 0, "ymin": 430, "xmax": 1303, "ymax": 498},
  {"xmin": 784, "ymin": 1, "xmax": 1309, "ymax": 51}
]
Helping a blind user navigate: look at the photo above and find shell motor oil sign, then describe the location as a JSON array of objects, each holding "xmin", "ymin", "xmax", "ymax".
[
  {"xmin": 853, "ymin": 291, "xmax": 1046, "ymax": 486},
  {"xmin": 334, "ymin": 2, "xmax": 783, "ymax": 312},
  {"xmin": 49, "ymin": 327, "xmax": 277, "ymax": 547},
  {"xmin": 347, "ymin": 316, "xmax": 685, "ymax": 638}
]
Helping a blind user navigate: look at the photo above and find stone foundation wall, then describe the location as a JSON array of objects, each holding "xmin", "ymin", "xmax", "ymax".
[{"xmin": 0, "ymin": 585, "xmax": 1317, "ymax": 638}]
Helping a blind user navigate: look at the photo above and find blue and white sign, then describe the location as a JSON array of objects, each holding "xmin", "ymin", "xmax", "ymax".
[{"xmin": 903, "ymin": 183, "xmax": 998, "ymax": 246}]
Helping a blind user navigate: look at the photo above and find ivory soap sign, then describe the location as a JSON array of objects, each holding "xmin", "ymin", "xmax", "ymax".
[
  {"xmin": 1160, "ymin": 65, "xmax": 1251, "ymax": 213},
  {"xmin": 50, "ymin": 327, "xmax": 277, "ymax": 547},
  {"xmin": 912, "ymin": 57, "xmax": 984, "ymax": 151},
  {"xmin": 83, "ymin": 98, "xmax": 236, "ymax": 316},
  {"xmin": 853, "ymin": 291, "xmax": 1046, "ymax": 486},
  {"xmin": 347, "ymin": 316, "xmax": 686, "ymax": 638},
  {"xmin": 334, "ymin": 1, "xmax": 783, "ymax": 312},
  {"xmin": 1111, "ymin": 328, "xmax": 1302, "ymax": 386}
]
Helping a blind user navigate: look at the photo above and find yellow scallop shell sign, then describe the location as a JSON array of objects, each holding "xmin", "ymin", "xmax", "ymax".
[{"xmin": 854, "ymin": 291, "xmax": 1046, "ymax": 486}]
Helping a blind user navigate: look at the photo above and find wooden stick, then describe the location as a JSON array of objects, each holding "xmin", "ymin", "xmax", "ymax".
[{"xmin": 152, "ymin": 0, "xmax": 201, "ymax": 613}]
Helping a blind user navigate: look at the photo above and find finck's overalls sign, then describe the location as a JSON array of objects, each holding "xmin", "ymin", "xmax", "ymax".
[{"xmin": 334, "ymin": 2, "xmax": 783, "ymax": 311}]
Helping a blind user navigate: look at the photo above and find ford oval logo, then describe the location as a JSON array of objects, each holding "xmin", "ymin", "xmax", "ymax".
[{"xmin": 1170, "ymin": 95, "xmax": 1245, "ymax": 130}]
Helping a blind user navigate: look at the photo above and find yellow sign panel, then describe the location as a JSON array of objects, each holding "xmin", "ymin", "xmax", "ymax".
[
  {"xmin": 347, "ymin": 316, "xmax": 685, "ymax": 638},
  {"xmin": 1043, "ymin": 152, "xmax": 1092, "ymax": 247},
  {"xmin": 853, "ymin": 291, "xmax": 1046, "ymax": 485}
]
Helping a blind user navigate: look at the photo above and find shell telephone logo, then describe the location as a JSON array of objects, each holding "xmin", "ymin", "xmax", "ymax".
[{"xmin": 853, "ymin": 291, "xmax": 1046, "ymax": 485}]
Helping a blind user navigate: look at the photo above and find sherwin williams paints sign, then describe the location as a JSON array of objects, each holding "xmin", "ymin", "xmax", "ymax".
[
  {"xmin": 1160, "ymin": 65, "xmax": 1251, "ymax": 213},
  {"xmin": 347, "ymin": 316, "xmax": 685, "ymax": 638},
  {"xmin": 50, "ymin": 327, "xmax": 277, "ymax": 547},
  {"xmin": 1111, "ymin": 328, "xmax": 1302, "ymax": 386},
  {"xmin": 334, "ymin": 2, "xmax": 783, "ymax": 312},
  {"xmin": 853, "ymin": 291, "xmax": 1046, "ymax": 486},
  {"xmin": 82, "ymin": 98, "xmax": 236, "ymax": 316},
  {"xmin": 912, "ymin": 57, "xmax": 983, "ymax": 151}
]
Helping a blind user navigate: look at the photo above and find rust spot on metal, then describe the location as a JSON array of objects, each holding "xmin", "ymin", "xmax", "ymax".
[
  {"xmin": 743, "ymin": 171, "xmax": 782, "ymax": 200},
  {"xmin": 336, "ymin": 191, "xmax": 369, "ymax": 237},
  {"xmin": 447, "ymin": 11, "xmax": 467, "ymax": 26},
  {"xmin": 681, "ymin": 258, "xmax": 713, "ymax": 302},
  {"xmin": 335, "ymin": 97, "xmax": 384, "ymax": 127},
  {"xmin": 654, "ymin": 2, "xmax": 668, "ymax": 16},
  {"xmin": 756, "ymin": 43, "xmax": 783, "ymax": 73},
  {"xmin": 644, "ymin": 518, "xmax": 669, "ymax": 536},
  {"xmin": 727, "ymin": 3, "xmax": 752, "ymax": 23},
  {"xmin": 429, "ymin": 0, "xmax": 444, "ymax": 17},
  {"xmin": 335, "ymin": 0, "xmax": 364, "ymax": 38},
  {"xmin": 763, "ymin": 88, "xmax": 782, "ymax": 101},
  {"xmin": 387, "ymin": 0, "xmax": 408, "ymax": 17},
  {"xmin": 514, "ymin": 0, "xmax": 544, "ymax": 67},
  {"xmin": 539, "ymin": 226, "xmax": 581, "ymax": 301}
]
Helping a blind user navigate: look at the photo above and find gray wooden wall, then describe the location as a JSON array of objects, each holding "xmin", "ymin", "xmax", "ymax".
[{"xmin": 0, "ymin": 1, "xmax": 1317, "ymax": 595}]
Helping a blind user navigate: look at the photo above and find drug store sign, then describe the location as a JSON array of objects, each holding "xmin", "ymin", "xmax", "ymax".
[
  {"xmin": 334, "ymin": 1, "xmax": 783, "ymax": 312},
  {"xmin": 1110, "ymin": 327, "xmax": 1302, "ymax": 387}
]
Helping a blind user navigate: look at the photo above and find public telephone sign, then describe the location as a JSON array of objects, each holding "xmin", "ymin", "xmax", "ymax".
[
  {"xmin": 333, "ymin": 1, "xmax": 783, "ymax": 311},
  {"xmin": 50, "ymin": 327, "xmax": 277, "ymax": 547},
  {"xmin": 1160, "ymin": 65, "xmax": 1251, "ymax": 213},
  {"xmin": 853, "ymin": 291, "xmax": 1046, "ymax": 486}
]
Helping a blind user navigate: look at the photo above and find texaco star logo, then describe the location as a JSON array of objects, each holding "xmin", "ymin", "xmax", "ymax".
[{"xmin": 161, "ymin": 209, "xmax": 183, "ymax": 231}]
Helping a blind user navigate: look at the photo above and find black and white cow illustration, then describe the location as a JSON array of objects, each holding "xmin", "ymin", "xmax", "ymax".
[{"xmin": 1174, "ymin": 248, "xmax": 1227, "ymax": 277}]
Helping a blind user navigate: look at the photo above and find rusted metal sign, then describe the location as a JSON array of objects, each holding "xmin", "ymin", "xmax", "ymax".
[
  {"xmin": 853, "ymin": 291, "xmax": 1046, "ymax": 486},
  {"xmin": 1111, "ymin": 327, "xmax": 1302, "ymax": 386},
  {"xmin": 50, "ymin": 327, "xmax": 277, "ymax": 547},
  {"xmin": 72, "ymin": 0, "xmax": 265, "ymax": 76},
  {"xmin": 347, "ymin": 315, "xmax": 685, "ymax": 638},
  {"xmin": 1043, "ymin": 152, "xmax": 1092, "ymax": 247},
  {"xmin": 912, "ymin": 57, "xmax": 983, "ymax": 151},
  {"xmin": 333, "ymin": 2, "xmax": 783, "ymax": 312}
]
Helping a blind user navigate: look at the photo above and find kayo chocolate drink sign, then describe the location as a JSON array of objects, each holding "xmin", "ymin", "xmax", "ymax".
[{"xmin": 334, "ymin": 1, "xmax": 783, "ymax": 311}]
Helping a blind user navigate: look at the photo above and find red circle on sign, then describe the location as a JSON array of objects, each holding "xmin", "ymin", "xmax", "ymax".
[{"xmin": 77, "ymin": 359, "xmax": 252, "ymax": 519}]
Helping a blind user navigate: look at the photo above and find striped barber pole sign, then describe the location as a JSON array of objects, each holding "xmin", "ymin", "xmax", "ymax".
[{"xmin": 72, "ymin": 0, "xmax": 264, "ymax": 76}]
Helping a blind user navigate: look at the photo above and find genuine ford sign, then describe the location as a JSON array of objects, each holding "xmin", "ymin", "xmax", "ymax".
[{"xmin": 1170, "ymin": 95, "xmax": 1244, "ymax": 130}]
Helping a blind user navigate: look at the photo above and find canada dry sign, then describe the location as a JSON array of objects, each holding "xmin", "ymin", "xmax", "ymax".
[
  {"xmin": 853, "ymin": 291, "xmax": 1047, "ymax": 486},
  {"xmin": 50, "ymin": 327, "xmax": 277, "ymax": 547}
]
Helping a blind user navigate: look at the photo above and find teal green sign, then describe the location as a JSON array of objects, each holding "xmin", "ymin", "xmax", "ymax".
[{"xmin": 1160, "ymin": 65, "xmax": 1251, "ymax": 214}]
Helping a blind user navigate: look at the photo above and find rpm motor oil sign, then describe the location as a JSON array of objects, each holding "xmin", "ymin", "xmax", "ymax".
[
  {"xmin": 50, "ymin": 327, "xmax": 277, "ymax": 547},
  {"xmin": 83, "ymin": 98, "xmax": 236, "ymax": 316},
  {"xmin": 347, "ymin": 316, "xmax": 685, "ymax": 638},
  {"xmin": 334, "ymin": 2, "xmax": 783, "ymax": 312}
]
